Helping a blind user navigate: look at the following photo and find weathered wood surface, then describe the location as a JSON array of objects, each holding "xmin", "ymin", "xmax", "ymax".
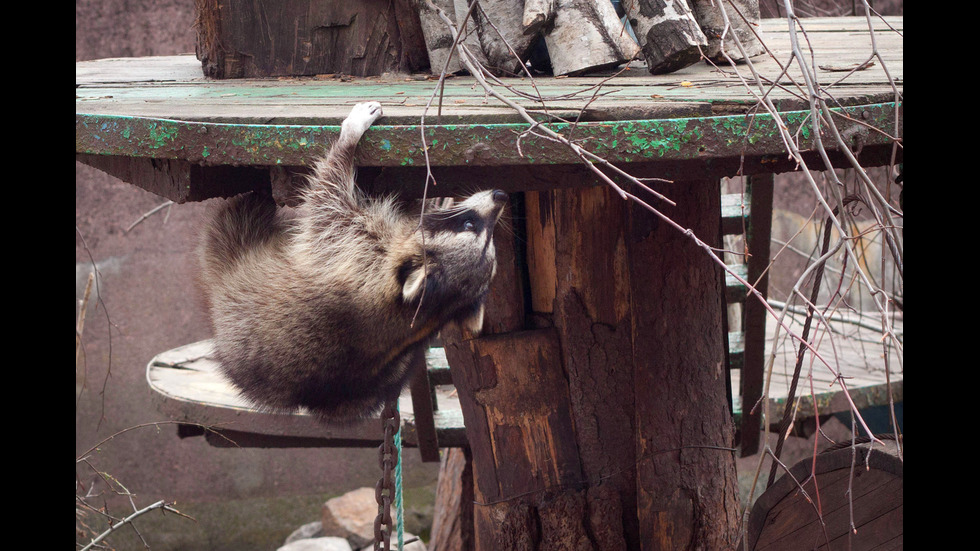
[
  {"xmin": 77, "ymin": 17, "xmax": 901, "ymax": 123},
  {"xmin": 76, "ymin": 17, "xmax": 902, "ymax": 205},
  {"xmin": 195, "ymin": 0, "xmax": 429, "ymax": 78},
  {"xmin": 146, "ymin": 340, "xmax": 466, "ymax": 448},
  {"xmin": 747, "ymin": 438, "xmax": 903, "ymax": 550},
  {"xmin": 730, "ymin": 302, "xmax": 903, "ymax": 425}
]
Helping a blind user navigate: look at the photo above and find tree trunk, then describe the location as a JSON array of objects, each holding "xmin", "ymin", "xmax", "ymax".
[
  {"xmin": 437, "ymin": 175, "xmax": 740, "ymax": 549},
  {"xmin": 627, "ymin": 179, "xmax": 741, "ymax": 549}
]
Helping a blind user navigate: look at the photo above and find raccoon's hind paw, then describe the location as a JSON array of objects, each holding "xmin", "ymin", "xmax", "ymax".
[{"xmin": 342, "ymin": 102, "xmax": 384, "ymax": 139}]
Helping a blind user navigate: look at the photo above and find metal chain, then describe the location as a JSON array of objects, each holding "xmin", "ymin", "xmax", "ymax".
[{"xmin": 374, "ymin": 401, "xmax": 400, "ymax": 551}]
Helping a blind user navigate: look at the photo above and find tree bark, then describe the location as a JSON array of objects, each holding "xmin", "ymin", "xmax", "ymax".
[
  {"xmin": 627, "ymin": 179, "xmax": 741, "ymax": 549},
  {"xmin": 439, "ymin": 176, "xmax": 740, "ymax": 549},
  {"xmin": 195, "ymin": 0, "xmax": 429, "ymax": 78}
]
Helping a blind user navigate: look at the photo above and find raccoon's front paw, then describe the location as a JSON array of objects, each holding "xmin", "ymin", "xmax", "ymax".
[{"xmin": 342, "ymin": 101, "xmax": 384, "ymax": 138}]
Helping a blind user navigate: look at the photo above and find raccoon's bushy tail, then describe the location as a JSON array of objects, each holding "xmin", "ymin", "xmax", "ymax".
[{"xmin": 199, "ymin": 192, "xmax": 281, "ymax": 276}]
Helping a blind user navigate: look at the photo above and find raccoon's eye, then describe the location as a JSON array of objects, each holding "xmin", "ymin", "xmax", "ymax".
[{"xmin": 462, "ymin": 219, "xmax": 476, "ymax": 232}]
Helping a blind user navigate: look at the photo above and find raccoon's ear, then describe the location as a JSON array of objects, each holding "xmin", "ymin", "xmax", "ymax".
[
  {"xmin": 401, "ymin": 265, "xmax": 427, "ymax": 304},
  {"xmin": 460, "ymin": 303, "xmax": 485, "ymax": 335}
]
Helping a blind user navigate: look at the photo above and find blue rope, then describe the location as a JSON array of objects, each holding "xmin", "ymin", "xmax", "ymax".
[{"xmin": 395, "ymin": 403, "xmax": 404, "ymax": 549}]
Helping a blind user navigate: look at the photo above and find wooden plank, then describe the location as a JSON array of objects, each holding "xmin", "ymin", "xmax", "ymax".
[
  {"xmin": 75, "ymin": 101, "xmax": 901, "ymax": 177},
  {"xmin": 146, "ymin": 340, "xmax": 467, "ymax": 449},
  {"xmin": 748, "ymin": 440, "xmax": 903, "ymax": 550},
  {"xmin": 76, "ymin": 17, "xmax": 903, "ymax": 124}
]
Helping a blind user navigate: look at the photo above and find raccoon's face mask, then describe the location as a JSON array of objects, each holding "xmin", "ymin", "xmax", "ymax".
[{"xmin": 399, "ymin": 190, "xmax": 508, "ymax": 317}]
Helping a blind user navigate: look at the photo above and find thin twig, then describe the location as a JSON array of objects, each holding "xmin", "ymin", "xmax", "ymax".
[
  {"xmin": 80, "ymin": 500, "xmax": 191, "ymax": 551},
  {"xmin": 76, "ymin": 271, "xmax": 95, "ymax": 366},
  {"xmin": 125, "ymin": 200, "xmax": 174, "ymax": 233}
]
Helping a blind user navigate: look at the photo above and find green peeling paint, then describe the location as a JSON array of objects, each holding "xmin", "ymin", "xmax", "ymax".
[{"xmin": 76, "ymin": 102, "xmax": 901, "ymax": 168}]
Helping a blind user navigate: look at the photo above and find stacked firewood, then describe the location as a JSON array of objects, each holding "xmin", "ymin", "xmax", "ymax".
[{"xmin": 418, "ymin": 0, "xmax": 765, "ymax": 76}]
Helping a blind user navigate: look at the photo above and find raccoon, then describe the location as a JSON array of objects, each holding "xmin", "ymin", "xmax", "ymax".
[{"xmin": 197, "ymin": 101, "xmax": 508, "ymax": 421}]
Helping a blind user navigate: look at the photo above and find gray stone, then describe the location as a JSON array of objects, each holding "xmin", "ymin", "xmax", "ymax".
[
  {"xmin": 285, "ymin": 521, "xmax": 325, "ymax": 544},
  {"xmin": 321, "ymin": 487, "xmax": 378, "ymax": 548},
  {"xmin": 277, "ymin": 536, "xmax": 353, "ymax": 551}
]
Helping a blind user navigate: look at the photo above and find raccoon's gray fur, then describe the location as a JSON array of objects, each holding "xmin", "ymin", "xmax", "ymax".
[{"xmin": 197, "ymin": 102, "xmax": 507, "ymax": 421}]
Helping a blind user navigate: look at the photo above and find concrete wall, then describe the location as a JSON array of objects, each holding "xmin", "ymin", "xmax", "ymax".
[{"xmin": 75, "ymin": 2, "xmax": 439, "ymax": 549}]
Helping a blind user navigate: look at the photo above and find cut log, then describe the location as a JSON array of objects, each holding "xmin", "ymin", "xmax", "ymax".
[
  {"xmin": 542, "ymin": 0, "xmax": 641, "ymax": 76},
  {"xmin": 691, "ymin": 0, "xmax": 766, "ymax": 62},
  {"xmin": 522, "ymin": 0, "xmax": 557, "ymax": 35},
  {"xmin": 624, "ymin": 0, "xmax": 708, "ymax": 74},
  {"xmin": 418, "ymin": 0, "xmax": 489, "ymax": 75},
  {"xmin": 471, "ymin": 0, "xmax": 538, "ymax": 75},
  {"xmin": 419, "ymin": 0, "xmax": 536, "ymax": 76}
]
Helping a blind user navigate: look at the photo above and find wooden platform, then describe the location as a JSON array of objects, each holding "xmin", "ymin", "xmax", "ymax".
[
  {"xmin": 730, "ymin": 306, "xmax": 903, "ymax": 433},
  {"xmin": 147, "ymin": 340, "xmax": 466, "ymax": 449},
  {"xmin": 76, "ymin": 17, "xmax": 903, "ymax": 202},
  {"xmin": 148, "ymin": 307, "xmax": 901, "ymax": 450},
  {"xmin": 75, "ymin": 17, "xmax": 902, "ymax": 124}
]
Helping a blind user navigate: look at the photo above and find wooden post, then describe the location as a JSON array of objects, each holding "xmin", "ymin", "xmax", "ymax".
[
  {"xmin": 623, "ymin": 0, "xmax": 708, "ymax": 74},
  {"xmin": 538, "ymin": 185, "xmax": 641, "ymax": 548},
  {"xmin": 438, "ymin": 175, "xmax": 740, "ymax": 549},
  {"xmin": 738, "ymin": 174, "xmax": 774, "ymax": 457}
]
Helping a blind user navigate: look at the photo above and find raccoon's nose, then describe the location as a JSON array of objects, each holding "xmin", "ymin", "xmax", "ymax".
[{"xmin": 492, "ymin": 190, "xmax": 508, "ymax": 204}]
